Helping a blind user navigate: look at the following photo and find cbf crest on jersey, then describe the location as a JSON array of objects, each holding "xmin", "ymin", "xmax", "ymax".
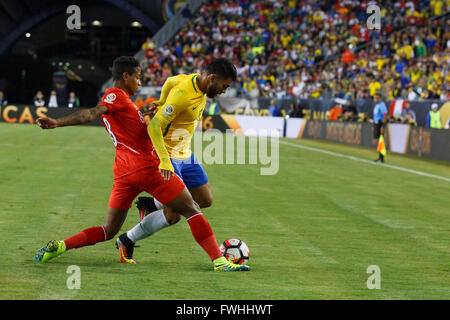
[
  {"xmin": 163, "ymin": 105, "xmax": 174, "ymax": 117},
  {"xmin": 105, "ymin": 93, "xmax": 116, "ymax": 104}
]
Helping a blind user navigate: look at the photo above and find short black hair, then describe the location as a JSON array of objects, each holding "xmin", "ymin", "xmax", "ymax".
[
  {"xmin": 112, "ymin": 56, "xmax": 140, "ymax": 81},
  {"xmin": 206, "ymin": 58, "xmax": 237, "ymax": 81}
]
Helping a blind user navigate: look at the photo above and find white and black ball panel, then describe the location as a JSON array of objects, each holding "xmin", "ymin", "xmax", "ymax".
[{"xmin": 220, "ymin": 238, "xmax": 250, "ymax": 265}]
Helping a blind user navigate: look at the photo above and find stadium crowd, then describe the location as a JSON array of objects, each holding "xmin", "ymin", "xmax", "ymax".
[
  {"xmin": 140, "ymin": 0, "xmax": 449, "ymax": 103},
  {"xmin": 15, "ymin": 1, "xmax": 448, "ymax": 129}
]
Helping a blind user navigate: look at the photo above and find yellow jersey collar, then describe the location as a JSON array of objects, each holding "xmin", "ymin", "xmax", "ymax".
[{"xmin": 192, "ymin": 74, "xmax": 203, "ymax": 94}]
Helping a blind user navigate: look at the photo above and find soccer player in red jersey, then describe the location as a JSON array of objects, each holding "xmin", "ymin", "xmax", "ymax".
[
  {"xmin": 116, "ymin": 58, "xmax": 237, "ymax": 264},
  {"xmin": 32, "ymin": 56, "xmax": 249, "ymax": 271}
]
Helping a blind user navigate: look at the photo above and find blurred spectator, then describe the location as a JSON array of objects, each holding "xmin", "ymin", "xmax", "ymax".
[
  {"xmin": 427, "ymin": 103, "xmax": 442, "ymax": 128},
  {"xmin": 268, "ymin": 99, "xmax": 280, "ymax": 117},
  {"xmin": 33, "ymin": 91, "xmax": 45, "ymax": 107},
  {"xmin": 342, "ymin": 47, "xmax": 355, "ymax": 64},
  {"xmin": 135, "ymin": 95, "xmax": 145, "ymax": 110},
  {"xmin": 287, "ymin": 102, "xmax": 302, "ymax": 118},
  {"xmin": 368, "ymin": 75, "xmax": 381, "ymax": 97},
  {"xmin": 441, "ymin": 88, "xmax": 450, "ymax": 100},
  {"xmin": 142, "ymin": 37, "xmax": 156, "ymax": 60},
  {"xmin": 48, "ymin": 90, "xmax": 58, "ymax": 108},
  {"xmin": 145, "ymin": 96, "xmax": 158, "ymax": 107},
  {"xmin": 67, "ymin": 91, "xmax": 80, "ymax": 108},
  {"xmin": 208, "ymin": 100, "xmax": 219, "ymax": 115},
  {"xmin": 0, "ymin": 91, "xmax": 7, "ymax": 106},
  {"xmin": 342, "ymin": 99, "xmax": 358, "ymax": 121},
  {"xmin": 407, "ymin": 84, "xmax": 419, "ymax": 100},
  {"xmin": 329, "ymin": 103, "xmax": 344, "ymax": 121},
  {"xmin": 400, "ymin": 101, "xmax": 417, "ymax": 125}
]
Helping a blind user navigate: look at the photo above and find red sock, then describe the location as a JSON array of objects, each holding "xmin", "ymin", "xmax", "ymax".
[
  {"xmin": 187, "ymin": 213, "xmax": 223, "ymax": 261},
  {"xmin": 64, "ymin": 226, "xmax": 107, "ymax": 251}
]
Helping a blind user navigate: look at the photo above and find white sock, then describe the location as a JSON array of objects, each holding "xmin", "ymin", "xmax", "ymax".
[
  {"xmin": 126, "ymin": 209, "xmax": 169, "ymax": 243},
  {"xmin": 154, "ymin": 198, "xmax": 163, "ymax": 210}
]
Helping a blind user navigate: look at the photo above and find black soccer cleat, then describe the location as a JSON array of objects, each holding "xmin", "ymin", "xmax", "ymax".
[
  {"xmin": 135, "ymin": 196, "xmax": 158, "ymax": 221},
  {"xmin": 116, "ymin": 233, "xmax": 136, "ymax": 264}
]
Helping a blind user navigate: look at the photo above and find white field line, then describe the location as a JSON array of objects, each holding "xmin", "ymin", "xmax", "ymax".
[{"xmin": 280, "ymin": 140, "xmax": 450, "ymax": 183}]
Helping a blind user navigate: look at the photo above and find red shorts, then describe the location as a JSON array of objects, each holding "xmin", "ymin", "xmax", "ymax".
[{"xmin": 108, "ymin": 165, "xmax": 186, "ymax": 210}]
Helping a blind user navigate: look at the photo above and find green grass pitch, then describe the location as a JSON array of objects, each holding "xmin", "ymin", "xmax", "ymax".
[{"xmin": 0, "ymin": 122, "xmax": 449, "ymax": 299}]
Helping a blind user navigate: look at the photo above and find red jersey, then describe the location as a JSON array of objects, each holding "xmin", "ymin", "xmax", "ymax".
[{"xmin": 100, "ymin": 88, "xmax": 159, "ymax": 179}]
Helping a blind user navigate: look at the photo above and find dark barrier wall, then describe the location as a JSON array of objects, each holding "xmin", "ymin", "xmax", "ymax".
[
  {"xmin": 199, "ymin": 115, "xmax": 230, "ymax": 132},
  {"xmin": 406, "ymin": 126, "xmax": 450, "ymax": 161},
  {"xmin": 299, "ymin": 120, "xmax": 450, "ymax": 162},
  {"xmin": 199, "ymin": 114, "xmax": 450, "ymax": 161},
  {"xmin": 4, "ymin": 100, "xmax": 444, "ymax": 129},
  {"xmin": 2, "ymin": 106, "xmax": 449, "ymax": 161},
  {"xmin": 0, "ymin": 105, "xmax": 103, "ymax": 126},
  {"xmin": 255, "ymin": 98, "xmax": 444, "ymax": 127},
  {"xmin": 301, "ymin": 120, "xmax": 378, "ymax": 149}
]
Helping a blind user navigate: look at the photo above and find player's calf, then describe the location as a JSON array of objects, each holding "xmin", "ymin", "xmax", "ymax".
[{"xmin": 103, "ymin": 207, "xmax": 128, "ymax": 240}]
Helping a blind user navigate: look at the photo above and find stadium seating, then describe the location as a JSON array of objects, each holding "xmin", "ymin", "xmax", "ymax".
[{"xmin": 139, "ymin": 0, "xmax": 449, "ymax": 102}]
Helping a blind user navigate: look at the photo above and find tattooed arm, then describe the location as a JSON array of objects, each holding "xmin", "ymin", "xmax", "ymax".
[{"xmin": 36, "ymin": 105, "xmax": 108, "ymax": 129}]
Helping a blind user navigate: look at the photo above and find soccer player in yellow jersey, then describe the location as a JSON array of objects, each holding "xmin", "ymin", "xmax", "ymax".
[{"xmin": 116, "ymin": 58, "xmax": 239, "ymax": 264}]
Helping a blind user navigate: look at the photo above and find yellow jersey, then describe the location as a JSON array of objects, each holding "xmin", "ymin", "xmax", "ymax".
[
  {"xmin": 154, "ymin": 73, "xmax": 206, "ymax": 160},
  {"xmin": 369, "ymin": 82, "xmax": 381, "ymax": 96}
]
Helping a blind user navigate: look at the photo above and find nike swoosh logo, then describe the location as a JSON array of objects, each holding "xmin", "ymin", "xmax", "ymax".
[{"xmin": 193, "ymin": 106, "xmax": 199, "ymax": 110}]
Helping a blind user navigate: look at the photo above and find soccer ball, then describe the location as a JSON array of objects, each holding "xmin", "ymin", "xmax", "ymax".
[{"xmin": 219, "ymin": 238, "xmax": 249, "ymax": 265}]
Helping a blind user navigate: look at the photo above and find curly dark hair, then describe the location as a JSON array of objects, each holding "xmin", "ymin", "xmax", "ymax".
[{"xmin": 206, "ymin": 58, "xmax": 237, "ymax": 81}]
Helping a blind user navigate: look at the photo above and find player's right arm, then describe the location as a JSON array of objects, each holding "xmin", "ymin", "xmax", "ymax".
[{"xmin": 36, "ymin": 105, "xmax": 108, "ymax": 129}]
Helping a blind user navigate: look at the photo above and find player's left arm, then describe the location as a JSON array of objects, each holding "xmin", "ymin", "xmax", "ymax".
[
  {"xmin": 36, "ymin": 105, "xmax": 108, "ymax": 129},
  {"xmin": 148, "ymin": 116, "xmax": 173, "ymax": 180},
  {"xmin": 147, "ymin": 89, "xmax": 187, "ymax": 180}
]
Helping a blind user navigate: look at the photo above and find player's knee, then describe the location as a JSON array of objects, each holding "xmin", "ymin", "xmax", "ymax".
[
  {"xmin": 177, "ymin": 201, "xmax": 201, "ymax": 219},
  {"xmin": 165, "ymin": 211, "xmax": 181, "ymax": 225},
  {"xmin": 192, "ymin": 200, "xmax": 203, "ymax": 212},
  {"xmin": 198, "ymin": 196, "xmax": 213, "ymax": 209},
  {"xmin": 166, "ymin": 190, "xmax": 201, "ymax": 219}
]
